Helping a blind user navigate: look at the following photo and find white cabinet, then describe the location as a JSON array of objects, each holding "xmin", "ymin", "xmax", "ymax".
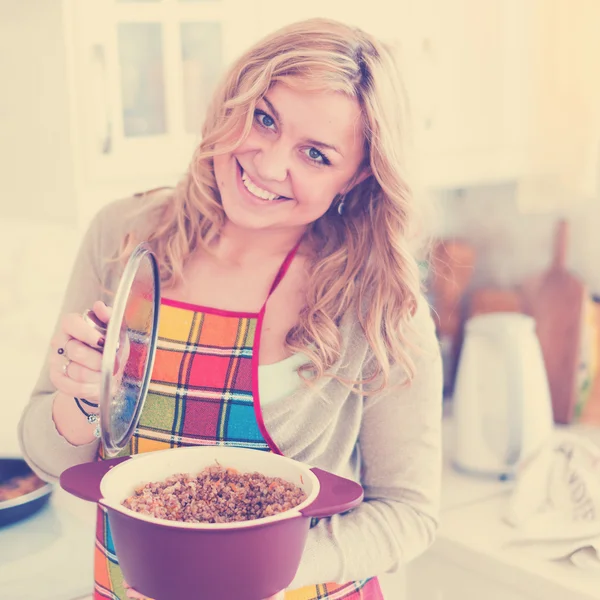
[
  {"xmin": 57, "ymin": 0, "xmax": 587, "ymax": 220},
  {"xmin": 390, "ymin": 0, "xmax": 537, "ymax": 189},
  {"xmin": 254, "ymin": 0, "xmax": 383, "ymax": 35},
  {"xmin": 530, "ymin": 0, "xmax": 600, "ymax": 201},
  {"xmin": 63, "ymin": 0, "xmax": 261, "ymax": 211},
  {"xmin": 253, "ymin": 0, "xmax": 540, "ymax": 189}
]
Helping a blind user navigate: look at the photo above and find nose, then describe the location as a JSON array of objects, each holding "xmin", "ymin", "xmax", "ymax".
[{"xmin": 254, "ymin": 139, "xmax": 290, "ymax": 183}]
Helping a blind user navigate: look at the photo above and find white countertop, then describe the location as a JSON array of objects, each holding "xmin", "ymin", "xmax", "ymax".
[
  {"xmin": 0, "ymin": 488, "xmax": 96, "ymax": 600},
  {"xmin": 434, "ymin": 413, "xmax": 600, "ymax": 600},
  {"xmin": 435, "ymin": 493, "xmax": 600, "ymax": 600}
]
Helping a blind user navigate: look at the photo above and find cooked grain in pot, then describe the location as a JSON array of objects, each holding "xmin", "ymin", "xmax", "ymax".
[{"xmin": 122, "ymin": 466, "xmax": 307, "ymax": 523}]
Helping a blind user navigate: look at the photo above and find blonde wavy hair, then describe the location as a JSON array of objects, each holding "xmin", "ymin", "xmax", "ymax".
[{"xmin": 122, "ymin": 18, "xmax": 425, "ymax": 391}]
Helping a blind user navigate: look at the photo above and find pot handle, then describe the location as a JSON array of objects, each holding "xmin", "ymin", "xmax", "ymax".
[
  {"xmin": 60, "ymin": 457, "xmax": 130, "ymax": 503},
  {"xmin": 299, "ymin": 468, "xmax": 364, "ymax": 519}
]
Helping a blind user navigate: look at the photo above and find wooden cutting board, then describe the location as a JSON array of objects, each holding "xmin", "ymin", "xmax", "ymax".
[{"xmin": 521, "ymin": 220, "xmax": 587, "ymax": 424}]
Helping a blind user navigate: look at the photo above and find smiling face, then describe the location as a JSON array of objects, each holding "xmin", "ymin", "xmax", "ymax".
[{"xmin": 212, "ymin": 83, "xmax": 369, "ymax": 233}]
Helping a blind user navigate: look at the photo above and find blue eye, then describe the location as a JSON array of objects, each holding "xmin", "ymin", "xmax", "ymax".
[
  {"xmin": 308, "ymin": 148, "xmax": 322, "ymax": 161},
  {"xmin": 255, "ymin": 110, "xmax": 275, "ymax": 129},
  {"xmin": 305, "ymin": 147, "xmax": 330, "ymax": 165},
  {"xmin": 261, "ymin": 114, "xmax": 275, "ymax": 128}
]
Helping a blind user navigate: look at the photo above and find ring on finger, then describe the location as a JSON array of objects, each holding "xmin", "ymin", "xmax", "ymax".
[
  {"xmin": 57, "ymin": 337, "xmax": 73, "ymax": 360},
  {"xmin": 62, "ymin": 359, "xmax": 72, "ymax": 378}
]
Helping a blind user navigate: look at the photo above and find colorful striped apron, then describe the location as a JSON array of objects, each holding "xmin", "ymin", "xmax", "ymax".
[{"xmin": 93, "ymin": 247, "xmax": 383, "ymax": 600}]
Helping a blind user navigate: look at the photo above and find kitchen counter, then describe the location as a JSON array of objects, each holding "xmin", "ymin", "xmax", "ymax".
[
  {"xmin": 2, "ymin": 414, "xmax": 600, "ymax": 600},
  {"xmin": 432, "ymin": 493, "xmax": 600, "ymax": 600},
  {"xmin": 0, "ymin": 488, "xmax": 95, "ymax": 600},
  {"xmin": 406, "ymin": 413, "xmax": 600, "ymax": 600}
]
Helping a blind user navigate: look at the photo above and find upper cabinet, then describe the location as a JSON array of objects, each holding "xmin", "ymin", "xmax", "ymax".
[
  {"xmin": 533, "ymin": 0, "xmax": 600, "ymax": 202},
  {"xmin": 226, "ymin": 0, "xmax": 541, "ymax": 189},
  {"xmin": 65, "ymin": 0, "xmax": 261, "ymax": 189},
  {"xmin": 382, "ymin": 0, "xmax": 538, "ymax": 189},
  {"xmin": 63, "ymin": 0, "xmax": 593, "ymax": 204}
]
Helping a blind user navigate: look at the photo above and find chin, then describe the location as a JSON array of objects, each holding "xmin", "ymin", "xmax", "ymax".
[
  {"xmin": 222, "ymin": 207, "xmax": 271, "ymax": 230},
  {"xmin": 219, "ymin": 194, "xmax": 274, "ymax": 230}
]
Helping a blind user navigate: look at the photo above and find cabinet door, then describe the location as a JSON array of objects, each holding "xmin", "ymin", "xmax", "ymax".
[
  {"xmin": 66, "ymin": 0, "xmax": 260, "ymax": 186},
  {"xmin": 543, "ymin": 0, "xmax": 600, "ymax": 199},
  {"xmin": 254, "ymin": 0, "xmax": 412, "ymax": 53},
  {"xmin": 257, "ymin": 0, "xmax": 535, "ymax": 189},
  {"xmin": 399, "ymin": 0, "xmax": 533, "ymax": 188}
]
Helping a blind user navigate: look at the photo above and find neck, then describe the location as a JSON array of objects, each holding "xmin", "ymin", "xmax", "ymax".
[{"xmin": 212, "ymin": 221, "xmax": 306, "ymax": 265}]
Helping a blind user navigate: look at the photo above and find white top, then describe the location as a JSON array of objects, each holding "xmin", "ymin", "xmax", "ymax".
[{"xmin": 258, "ymin": 353, "xmax": 308, "ymax": 405}]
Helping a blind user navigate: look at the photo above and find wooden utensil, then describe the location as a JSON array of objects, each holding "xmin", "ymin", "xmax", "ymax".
[
  {"xmin": 469, "ymin": 287, "xmax": 523, "ymax": 318},
  {"xmin": 429, "ymin": 239, "xmax": 477, "ymax": 338},
  {"xmin": 521, "ymin": 220, "xmax": 587, "ymax": 424},
  {"xmin": 580, "ymin": 298, "xmax": 600, "ymax": 425},
  {"xmin": 428, "ymin": 239, "xmax": 477, "ymax": 395}
]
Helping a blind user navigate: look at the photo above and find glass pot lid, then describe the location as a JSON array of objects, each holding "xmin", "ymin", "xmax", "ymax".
[{"xmin": 99, "ymin": 243, "xmax": 160, "ymax": 457}]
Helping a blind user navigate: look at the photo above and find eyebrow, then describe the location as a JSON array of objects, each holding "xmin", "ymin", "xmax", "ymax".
[{"xmin": 261, "ymin": 96, "xmax": 343, "ymax": 157}]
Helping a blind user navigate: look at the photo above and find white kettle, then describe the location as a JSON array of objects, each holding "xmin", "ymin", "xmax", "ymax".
[{"xmin": 452, "ymin": 312, "xmax": 554, "ymax": 480}]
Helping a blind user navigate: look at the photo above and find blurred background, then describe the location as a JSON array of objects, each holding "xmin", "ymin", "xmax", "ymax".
[{"xmin": 0, "ymin": 1, "xmax": 599, "ymax": 599}]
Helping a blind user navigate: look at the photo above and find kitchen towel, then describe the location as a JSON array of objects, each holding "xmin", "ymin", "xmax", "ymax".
[{"xmin": 503, "ymin": 433, "xmax": 600, "ymax": 570}]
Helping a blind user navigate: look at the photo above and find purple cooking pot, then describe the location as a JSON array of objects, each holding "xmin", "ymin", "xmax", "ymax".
[{"xmin": 60, "ymin": 446, "xmax": 363, "ymax": 600}]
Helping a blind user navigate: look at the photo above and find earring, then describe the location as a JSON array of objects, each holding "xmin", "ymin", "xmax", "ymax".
[{"xmin": 337, "ymin": 196, "xmax": 345, "ymax": 216}]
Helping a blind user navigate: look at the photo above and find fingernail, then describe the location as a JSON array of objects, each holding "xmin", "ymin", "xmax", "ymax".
[{"xmin": 98, "ymin": 337, "xmax": 105, "ymax": 348}]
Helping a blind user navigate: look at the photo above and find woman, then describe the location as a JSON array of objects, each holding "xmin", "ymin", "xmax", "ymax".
[{"xmin": 19, "ymin": 17, "xmax": 442, "ymax": 600}]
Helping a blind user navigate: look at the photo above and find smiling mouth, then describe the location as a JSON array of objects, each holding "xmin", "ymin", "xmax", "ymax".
[{"xmin": 237, "ymin": 161, "xmax": 290, "ymax": 202}]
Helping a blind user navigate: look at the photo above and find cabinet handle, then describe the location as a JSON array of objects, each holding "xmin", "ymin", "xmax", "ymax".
[
  {"xmin": 419, "ymin": 37, "xmax": 436, "ymax": 132},
  {"xmin": 91, "ymin": 44, "xmax": 112, "ymax": 155}
]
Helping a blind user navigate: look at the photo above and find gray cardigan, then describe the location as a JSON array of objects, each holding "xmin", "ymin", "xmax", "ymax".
[{"xmin": 18, "ymin": 194, "xmax": 443, "ymax": 590}]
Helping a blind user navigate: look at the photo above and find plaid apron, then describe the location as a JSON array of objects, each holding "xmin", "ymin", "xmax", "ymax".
[{"xmin": 93, "ymin": 247, "xmax": 383, "ymax": 600}]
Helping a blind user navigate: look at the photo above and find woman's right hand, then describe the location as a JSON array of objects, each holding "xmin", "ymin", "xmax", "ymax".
[
  {"xmin": 49, "ymin": 300, "xmax": 110, "ymax": 402},
  {"xmin": 50, "ymin": 300, "xmax": 111, "ymax": 445}
]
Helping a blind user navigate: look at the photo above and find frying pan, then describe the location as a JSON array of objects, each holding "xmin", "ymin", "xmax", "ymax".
[{"xmin": 0, "ymin": 458, "xmax": 52, "ymax": 528}]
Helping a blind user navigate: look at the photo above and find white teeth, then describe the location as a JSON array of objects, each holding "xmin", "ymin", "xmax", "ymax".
[{"xmin": 241, "ymin": 169, "xmax": 280, "ymax": 201}]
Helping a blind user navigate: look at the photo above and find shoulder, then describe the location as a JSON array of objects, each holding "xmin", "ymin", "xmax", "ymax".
[
  {"xmin": 84, "ymin": 188, "xmax": 173, "ymax": 288},
  {"xmin": 406, "ymin": 294, "xmax": 440, "ymax": 354},
  {"xmin": 86, "ymin": 188, "xmax": 172, "ymax": 256},
  {"xmin": 342, "ymin": 294, "xmax": 439, "ymax": 357},
  {"xmin": 91, "ymin": 188, "xmax": 173, "ymax": 243},
  {"xmin": 362, "ymin": 296, "xmax": 442, "ymax": 407},
  {"xmin": 340, "ymin": 294, "xmax": 441, "ymax": 385}
]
